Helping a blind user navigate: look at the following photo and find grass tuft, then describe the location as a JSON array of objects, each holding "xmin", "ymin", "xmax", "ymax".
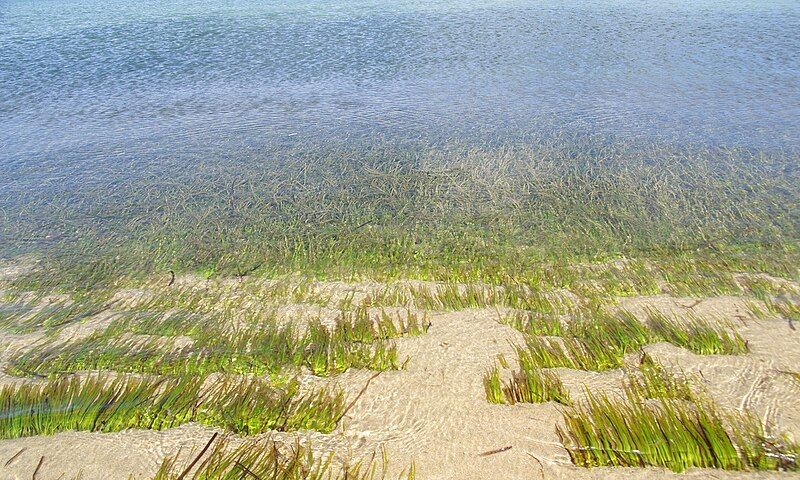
[
  {"xmin": 0, "ymin": 295, "xmax": 108, "ymax": 334},
  {"xmin": 559, "ymin": 394, "xmax": 743, "ymax": 471},
  {"xmin": 646, "ymin": 310, "xmax": 748, "ymax": 355},
  {"xmin": 484, "ymin": 361, "xmax": 570, "ymax": 405},
  {"xmin": 560, "ymin": 366, "xmax": 799, "ymax": 472},
  {"xmin": 483, "ymin": 367, "xmax": 505, "ymax": 404},
  {"xmin": 0, "ymin": 375, "xmax": 344, "ymax": 439},
  {"xmin": 153, "ymin": 436, "xmax": 414, "ymax": 480},
  {"xmin": 10, "ymin": 306, "xmax": 426, "ymax": 379},
  {"xmin": 514, "ymin": 310, "xmax": 655, "ymax": 372},
  {"xmin": 498, "ymin": 309, "xmax": 562, "ymax": 336}
]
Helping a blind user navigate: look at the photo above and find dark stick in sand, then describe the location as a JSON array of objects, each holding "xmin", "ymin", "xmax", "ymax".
[
  {"xmin": 479, "ymin": 445, "xmax": 512, "ymax": 457},
  {"xmin": 335, "ymin": 371, "xmax": 382, "ymax": 424},
  {"xmin": 4, "ymin": 448, "xmax": 26, "ymax": 467},
  {"xmin": 32, "ymin": 456, "xmax": 44, "ymax": 480},
  {"xmin": 177, "ymin": 432, "xmax": 219, "ymax": 480},
  {"xmin": 525, "ymin": 452, "xmax": 546, "ymax": 480}
]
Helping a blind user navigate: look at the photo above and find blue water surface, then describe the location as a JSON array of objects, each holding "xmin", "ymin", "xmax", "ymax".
[{"xmin": 1, "ymin": 0, "xmax": 799, "ymax": 173}]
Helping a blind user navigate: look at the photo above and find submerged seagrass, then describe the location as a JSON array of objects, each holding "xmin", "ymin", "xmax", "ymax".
[
  {"xmin": 3, "ymin": 141, "xmax": 798, "ymax": 291},
  {"xmin": 0, "ymin": 139, "xmax": 798, "ymax": 478},
  {"xmin": 9, "ymin": 306, "xmax": 426, "ymax": 378},
  {"xmin": 559, "ymin": 391, "xmax": 800, "ymax": 472},
  {"xmin": 508, "ymin": 308, "xmax": 747, "ymax": 373},
  {"xmin": 0, "ymin": 375, "xmax": 344, "ymax": 438},
  {"xmin": 152, "ymin": 435, "xmax": 414, "ymax": 480},
  {"xmin": 544, "ymin": 356, "xmax": 800, "ymax": 472}
]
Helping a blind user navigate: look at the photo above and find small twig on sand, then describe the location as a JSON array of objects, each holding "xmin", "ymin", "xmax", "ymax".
[
  {"xmin": 789, "ymin": 318, "xmax": 796, "ymax": 331},
  {"xmin": 479, "ymin": 445, "xmax": 512, "ymax": 457},
  {"xmin": 335, "ymin": 371, "xmax": 382, "ymax": 424},
  {"xmin": 525, "ymin": 452, "xmax": 546, "ymax": 480},
  {"xmin": 177, "ymin": 432, "xmax": 219, "ymax": 480},
  {"xmin": 4, "ymin": 447, "xmax": 26, "ymax": 467},
  {"xmin": 32, "ymin": 456, "xmax": 44, "ymax": 480}
]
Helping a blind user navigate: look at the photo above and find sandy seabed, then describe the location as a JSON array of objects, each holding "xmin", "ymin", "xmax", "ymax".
[{"xmin": 0, "ymin": 267, "xmax": 799, "ymax": 480}]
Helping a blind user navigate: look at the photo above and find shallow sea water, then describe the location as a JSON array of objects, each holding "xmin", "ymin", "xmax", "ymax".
[{"xmin": 1, "ymin": 0, "xmax": 799, "ymax": 172}]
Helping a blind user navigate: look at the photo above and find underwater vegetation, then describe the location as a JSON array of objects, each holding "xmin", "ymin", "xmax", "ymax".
[
  {"xmin": 559, "ymin": 389, "xmax": 800, "ymax": 472},
  {"xmin": 623, "ymin": 355, "xmax": 696, "ymax": 401},
  {"xmin": 485, "ymin": 341, "xmax": 800, "ymax": 472},
  {"xmin": 506, "ymin": 307, "xmax": 747, "ymax": 373},
  {"xmin": 0, "ymin": 294, "xmax": 109, "ymax": 334},
  {"xmin": 483, "ymin": 364, "xmax": 570, "ymax": 405},
  {"xmin": 0, "ymin": 140, "xmax": 798, "ymax": 478},
  {"xmin": 152, "ymin": 436, "xmax": 415, "ymax": 480},
  {"xmin": 486, "ymin": 309, "xmax": 797, "ymax": 473},
  {"xmin": 8, "ymin": 306, "xmax": 427, "ymax": 379},
  {"xmin": 0, "ymin": 374, "xmax": 344, "ymax": 439},
  {"xmin": 2, "ymin": 141, "xmax": 798, "ymax": 291},
  {"xmin": 645, "ymin": 309, "xmax": 748, "ymax": 355}
]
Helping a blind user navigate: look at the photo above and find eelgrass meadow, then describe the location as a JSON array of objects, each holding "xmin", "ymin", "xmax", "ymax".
[
  {"xmin": 487, "ymin": 346, "xmax": 800, "ymax": 473},
  {"xmin": 487, "ymin": 304, "xmax": 798, "ymax": 474},
  {"xmin": 3, "ymin": 141, "xmax": 798, "ymax": 291},
  {"xmin": 501, "ymin": 306, "xmax": 748, "ymax": 374},
  {"xmin": 7, "ymin": 305, "xmax": 427, "ymax": 379},
  {"xmin": 3, "ymin": 0, "xmax": 800, "ymax": 475},
  {"xmin": 1, "ymin": 139, "xmax": 799, "ymax": 477}
]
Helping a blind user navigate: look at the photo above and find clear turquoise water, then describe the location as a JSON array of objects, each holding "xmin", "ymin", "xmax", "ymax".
[{"xmin": 1, "ymin": 0, "xmax": 799, "ymax": 171}]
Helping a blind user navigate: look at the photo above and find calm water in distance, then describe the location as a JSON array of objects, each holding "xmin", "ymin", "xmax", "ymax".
[{"xmin": 1, "ymin": 0, "xmax": 799, "ymax": 175}]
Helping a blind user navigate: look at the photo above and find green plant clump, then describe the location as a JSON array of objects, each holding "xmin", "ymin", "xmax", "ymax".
[
  {"xmin": 10, "ymin": 306, "xmax": 427, "ymax": 379},
  {"xmin": 624, "ymin": 357, "xmax": 695, "ymax": 401},
  {"xmin": 0, "ymin": 295, "xmax": 109, "ymax": 334},
  {"xmin": 515, "ymin": 310, "xmax": 656, "ymax": 372},
  {"xmin": 559, "ymin": 388, "xmax": 799, "ymax": 472},
  {"xmin": 153, "ymin": 436, "xmax": 415, "ymax": 480},
  {"xmin": 483, "ymin": 360, "xmax": 570, "ymax": 405},
  {"xmin": 0, "ymin": 375, "xmax": 344, "ymax": 439},
  {"xmin": 498, "ymin": 309, "xmax": 563, "ymax": 336},
  {"xmin": 646, "ymin": 310, "xmax": 748, "ymax": 355},
  {"xmin": 510, "ymin": 307, "xmax": 748, "ymax": 373}
]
